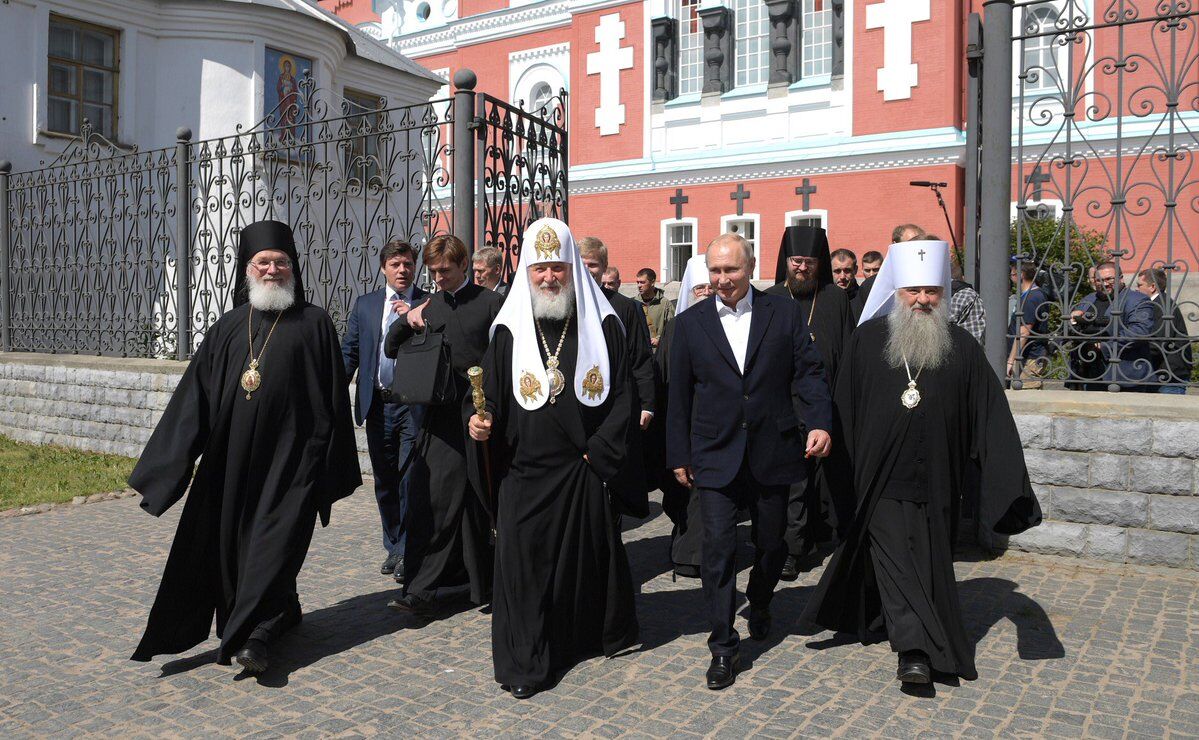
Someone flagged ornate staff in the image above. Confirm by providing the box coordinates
[468,366,497,542]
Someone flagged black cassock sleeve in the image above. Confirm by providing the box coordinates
[316,313,364,526]
[128,326,216,517]
[625,302,659,414]
[968,345,1043,535]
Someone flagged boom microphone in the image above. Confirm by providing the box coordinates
[909,180,948,188]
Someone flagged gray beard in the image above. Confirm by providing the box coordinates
[246,272,296,313]
[531,282,575,320]
[884,301,952,371]
[786,274,817,297]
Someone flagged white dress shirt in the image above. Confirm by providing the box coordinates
[378,285,414,388]
[716,289,753,373]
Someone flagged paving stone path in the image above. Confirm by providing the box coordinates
[2,491,1198,737]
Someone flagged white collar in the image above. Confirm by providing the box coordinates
[386,284,412,301]
[716,289,753,315]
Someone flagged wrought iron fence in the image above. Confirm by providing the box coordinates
[0,69,568,359]
[477,91,569,282]
[979,0,1199,391]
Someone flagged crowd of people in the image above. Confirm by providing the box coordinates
[127,217,1045,700]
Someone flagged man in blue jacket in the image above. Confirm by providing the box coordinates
[1070,261,1155,390]
[341,240,427,580]
[666,233,833,690]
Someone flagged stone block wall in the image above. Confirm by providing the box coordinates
[1003,392,1199,569]
[3,354,1198,569]
[0,353,375,476]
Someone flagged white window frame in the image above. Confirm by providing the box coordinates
[800,0,833,79]
[732,0,769,88]
[720,212,762,279]
[660,217,699,282]
[675,0,703,96]
[783,208,828,229]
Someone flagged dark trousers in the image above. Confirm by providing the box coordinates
[698,463,788,657]
[365,396,422,557]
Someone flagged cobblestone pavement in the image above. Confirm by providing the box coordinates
[2,491,1198,738]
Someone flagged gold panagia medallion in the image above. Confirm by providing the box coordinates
[534,224,561,260]
[519,371,543,403]
[240,359,262,399]
[582,365,604,400]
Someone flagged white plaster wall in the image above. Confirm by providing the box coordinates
[0,0,441,172]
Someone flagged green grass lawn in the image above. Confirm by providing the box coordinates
[0,435,137,511]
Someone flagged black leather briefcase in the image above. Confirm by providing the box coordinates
[390,329,455,406]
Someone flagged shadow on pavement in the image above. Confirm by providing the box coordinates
[162,588,478,687]
[959,577,1065,661]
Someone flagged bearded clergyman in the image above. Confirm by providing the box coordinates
[130,220,362,675]
[765,225,855,579]
[469,218,640,700]
[801,240,1041,687]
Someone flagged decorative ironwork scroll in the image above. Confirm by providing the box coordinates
[477,90,569,282]
[5,121,180,357]
[1008,0,1199,390]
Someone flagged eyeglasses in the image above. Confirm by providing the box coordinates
[250,259,293,271]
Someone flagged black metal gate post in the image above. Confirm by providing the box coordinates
[0,161,10,352]
[963,12,983,289]
[978,0,1014,379]
[452,69,477,256]
[174,128,192,360]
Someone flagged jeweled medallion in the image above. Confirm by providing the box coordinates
[241,359,262,400]
[547,367,566,399]
[901,380,921,409]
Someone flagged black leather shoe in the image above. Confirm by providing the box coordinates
[381,553,402,575]
[510,684,539,700]
[672,564,700,581]
[393,562,409,585]
[387,593,433,615]
[897,650,932,684]
[234,639,270,675]
[706,655,740,690]
[748,607,771,641]
[779,555,799,582]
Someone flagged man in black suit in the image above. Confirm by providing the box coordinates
[666,233,833,690]
[341,240,427,581]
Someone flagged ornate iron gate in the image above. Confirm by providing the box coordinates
[0,69,568,359]
[974,0,1199,390]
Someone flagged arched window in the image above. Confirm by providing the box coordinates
[733,0,769,87]
[1021,6,1062,94]
[527,81,553,115]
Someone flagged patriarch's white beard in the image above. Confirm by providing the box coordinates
[531,282,575,320]
[246,272,296,313]
[884,301,951,370]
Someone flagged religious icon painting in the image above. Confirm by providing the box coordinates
[582,365,604,400]
[264,48,314,155]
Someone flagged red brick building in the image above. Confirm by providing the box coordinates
[319,0,1193,285]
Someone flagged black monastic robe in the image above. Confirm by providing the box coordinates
[601,286,655,518]
[386,282,504,605]
[130,303,362,664]
[801,318,1042,679]
[481,316,639,686]
[652,319,701,571]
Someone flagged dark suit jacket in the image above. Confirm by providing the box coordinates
[665,289,833,490]
[341,285,427,425]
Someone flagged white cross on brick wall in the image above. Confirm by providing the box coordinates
[586,13,634,136]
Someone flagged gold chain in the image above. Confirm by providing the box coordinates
[535,314,571,367]
[242,307,285,399]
